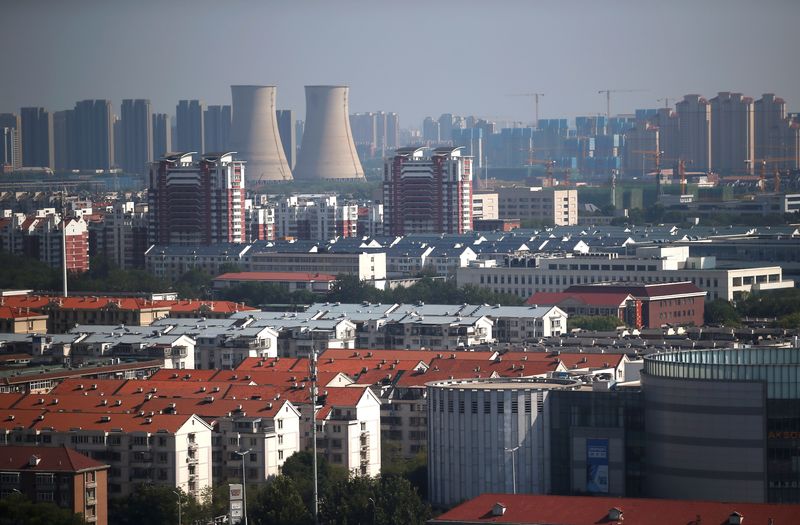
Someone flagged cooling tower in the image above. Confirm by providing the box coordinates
[294,85,365,180]
[229,85,292,184]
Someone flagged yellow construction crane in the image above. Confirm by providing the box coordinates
[598,89,648,119]
[507,93,545,126]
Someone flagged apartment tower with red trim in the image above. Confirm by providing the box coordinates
[148,151,245,245]
[383,146,473,236]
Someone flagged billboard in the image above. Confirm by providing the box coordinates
[229,483,243,524]
[586,438,609,493]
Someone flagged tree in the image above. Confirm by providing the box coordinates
[280,451,348,515]
[108,484,183,525]
[776,312,800,329]
[704,299,741,327]
[249,476,312,525]
[0,493,86,525]
[320,475,431,525]
[568,315,623,331]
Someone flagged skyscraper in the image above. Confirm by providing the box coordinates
[383,146,473,235]
[0,113,22,169]
[152,113,172,159]
[649,108,679,162]
[52,110,72,171]
[176,100,205,153]
[710,92,754,174]
[1,127,17,170]
[422,117,440,143]
[120,99,153,174]
[676,95,711,172]
[204,105,231,152]
[72,100,114,170]
[148,152,245,246]
[276,109,296,168]
[383,112,400,151]
[20,107,54,168]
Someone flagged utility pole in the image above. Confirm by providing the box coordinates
[310,346,319,525]
[61,189,68,297]
[172,490,182,525]
[234,450,251,525]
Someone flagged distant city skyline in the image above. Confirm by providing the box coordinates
[2,0,798,126]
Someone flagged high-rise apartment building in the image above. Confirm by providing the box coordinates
[649,107,679,161]
[676,95,711,172]
[0,113,22,169]
[1,127,17,170]
[20,107,54,168]
[383,146,473,235]
[176,100,205,153]
[753,93,787,161]
[148,152,245,246]
[495,186,578,226]
[276,109,296,169]
[119,99,153,174]
[152,113,172,159]
[710,92,754,174]
[52,110,72,171]
[624,122,659,176]
[422,117,440,143]
[204,105,231,153]
[72,100,115,170]
[381,112,399,151]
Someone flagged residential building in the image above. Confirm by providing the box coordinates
[20,107,54,169]
[710,92,754,174]
[1,127,18,171]
[274,194,358,240]
[648,107,679,161]
[0,409,213,499]
[0,306,49,334]
[0,113,22,169]
[203,105,231,153]
[676,94,711,172]
[527,291,637,326]
[471,192,499,221]
[72,100,114,171]
[176,100,204,154]
[52,110,71,171]
[276,110,296,169]
[119,99,153,175]
[383,147,473,235]
[152,113,171,159]
[495,186,578,226]
[0,445,109,525]
[147,152,245,246]
[0,212,89,273]
[316,387,382,476]
[90,202,149,270]
[422,117,440,143]
[451,128,483,168]
[623,122,658,176]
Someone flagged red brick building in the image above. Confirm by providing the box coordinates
[0,445,109,525]
[564,281,707,328]
[527,291,640,327]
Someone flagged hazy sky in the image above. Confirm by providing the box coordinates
[3,0,799,128]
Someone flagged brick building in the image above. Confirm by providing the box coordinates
[0,445,109,525]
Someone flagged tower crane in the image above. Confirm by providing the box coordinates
[507,93,545,127]
[598,89,648,119]
[746,157,796,192]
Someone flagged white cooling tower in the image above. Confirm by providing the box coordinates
[229,85,293,184]
[294,85,365,180]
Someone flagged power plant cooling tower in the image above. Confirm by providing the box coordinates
[229,85,293,184]
[294,85,365,180]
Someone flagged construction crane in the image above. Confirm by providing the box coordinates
[507,93,545,127]
[598,89,648,119]
[657,97,676,110]
[746,157,796,192]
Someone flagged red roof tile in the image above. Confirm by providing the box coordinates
[113,380,233,398]
[0,445,108,473]
[0,306,48,319]
[11,393,141,413]
[431,493,800,524]
[49,378,129,396]
[526,291,633,307]
[320,349,496,366]
[136,397,287,419]
[0,393,23,409]
[27,408,202,434]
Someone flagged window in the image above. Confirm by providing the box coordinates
[278,450,284,460]
[277,419,283,430]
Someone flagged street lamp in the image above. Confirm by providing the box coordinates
[504,446,520,495]
[172,490,182,525]
[234,450,251,525]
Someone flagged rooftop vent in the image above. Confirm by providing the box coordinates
[729,512,744,525]
[491,503,506,517]
[100,416,111,422]
[608,508,623,521]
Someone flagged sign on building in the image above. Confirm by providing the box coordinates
[586,438,609,493]
[229,483,243,523]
